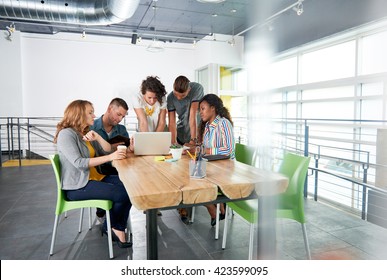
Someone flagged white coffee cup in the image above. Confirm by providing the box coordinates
[117,145,127,152]
[169,147,183,160]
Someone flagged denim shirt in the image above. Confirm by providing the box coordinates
[91,115,129,141]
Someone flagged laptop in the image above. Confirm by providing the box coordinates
[133,132,171,156]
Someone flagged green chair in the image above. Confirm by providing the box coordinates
[235,143,256,166]
[222,152,311,260]
[192,143,255,239]
[49,154,114,259]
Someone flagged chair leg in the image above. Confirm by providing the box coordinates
[88,208,92,230]
[301,223,311,260]
[215,203,220,239]
[221,205,230,249]
[49,215,60,256]
[190,207,195,223]
[126,212,133,243]
[106,210,114,259]
[248,223,254,260]
[78,208,84,233]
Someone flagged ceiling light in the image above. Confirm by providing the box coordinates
[228,37,235,47]
[293,1,304,16]
[196,0,226,3]
[5,22,15,41]
[147,39,165,52]
[147,0,164,52]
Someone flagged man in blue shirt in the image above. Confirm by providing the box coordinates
[91,97,129,158]
[91,98,129,222]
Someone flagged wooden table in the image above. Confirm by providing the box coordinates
[114,154,288,260]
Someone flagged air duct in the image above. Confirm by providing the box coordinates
[0,0,140,26]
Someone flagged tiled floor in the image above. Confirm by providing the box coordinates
[0,163,386,260]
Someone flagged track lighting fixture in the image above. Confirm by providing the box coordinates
[294,0,304,16]
[228,37,235,47]
[5,22,15,41]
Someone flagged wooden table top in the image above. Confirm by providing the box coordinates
[113,154,288,210]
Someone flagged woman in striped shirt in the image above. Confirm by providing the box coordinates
[198,94,236,226]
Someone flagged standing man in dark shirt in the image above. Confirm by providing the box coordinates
[167,75,204,146]
[167,76,205,223]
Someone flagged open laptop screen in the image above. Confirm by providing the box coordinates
[133,132,171,156]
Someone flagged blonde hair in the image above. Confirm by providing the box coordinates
[54,100,93,143]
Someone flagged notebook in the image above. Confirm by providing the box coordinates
[202,154,230,161]
[133,132,171,156]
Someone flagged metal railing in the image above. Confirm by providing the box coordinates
[0,116,138,167]
[247,118,387,227]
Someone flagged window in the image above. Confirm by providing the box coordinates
[300,41,356,83]
[247,22,387,214]
[267,57,297,88]
[361,30,387,75]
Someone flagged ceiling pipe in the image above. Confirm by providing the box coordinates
[0,0,140,26]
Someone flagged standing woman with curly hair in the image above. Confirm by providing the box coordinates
[54,99,132,248]
[131,76,167,132]
[198,94,235,226]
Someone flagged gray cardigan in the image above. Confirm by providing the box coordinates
[56,128,105,190]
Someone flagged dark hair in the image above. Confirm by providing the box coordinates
[109,97,128,111]
[198,94,233,142]
[140,76,167,104]
[173,75,190,93]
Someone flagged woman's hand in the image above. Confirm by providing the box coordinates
[83,130,100,142]
[110,148,127,161]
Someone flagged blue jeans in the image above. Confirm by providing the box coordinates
[65,175,131,231]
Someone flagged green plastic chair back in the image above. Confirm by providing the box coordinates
[50,154,113,215]
[235,143,256,166]
[228,152,310,224]
[276,153,310,223]
[228,143,258,223]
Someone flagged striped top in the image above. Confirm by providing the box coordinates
[202,115,235,158]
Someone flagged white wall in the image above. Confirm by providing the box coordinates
[0,31,23,117]
[0,32,244,118]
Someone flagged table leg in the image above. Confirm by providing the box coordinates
[257,196,277,259]
[146,209,158,260]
